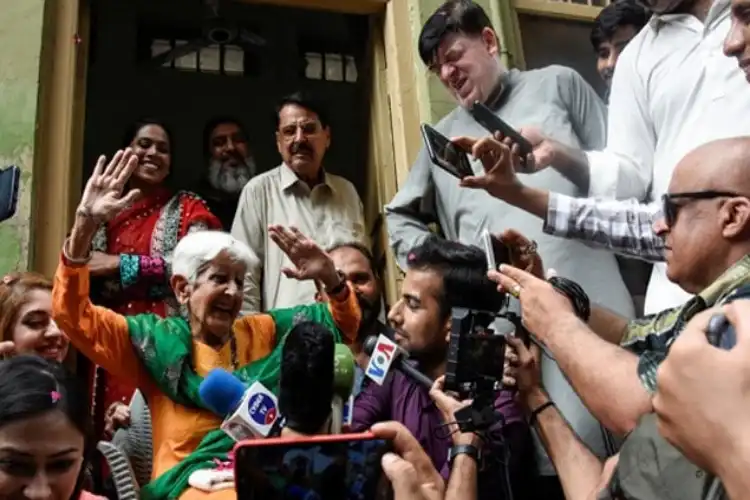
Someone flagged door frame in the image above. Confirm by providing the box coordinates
[32,0,418,305]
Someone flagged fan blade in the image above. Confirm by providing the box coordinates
[238,29,267,47]
[151,39,207,67]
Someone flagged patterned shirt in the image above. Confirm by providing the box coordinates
[619,255,750,393]
[544,193,665,263]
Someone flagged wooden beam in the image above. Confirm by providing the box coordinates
[364,15,401,307]
[239,0,388,15]
[383,0,422,188]
[513,0,604,22]
[32,0,89,279]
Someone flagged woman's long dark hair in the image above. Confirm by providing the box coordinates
[0,355,92,499]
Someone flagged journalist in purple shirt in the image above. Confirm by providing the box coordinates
[352,372,524,478]
[351,236,532,498]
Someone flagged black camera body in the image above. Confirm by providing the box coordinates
[445,307,507,399]
[444,307,526,433]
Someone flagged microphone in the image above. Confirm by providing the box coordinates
[363,334,434,390]
[332,344,356,432]
[279,321,339,435]
[199,369,279,441]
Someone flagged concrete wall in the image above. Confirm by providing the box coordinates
[518,13,605,99]
[0,0,46,274]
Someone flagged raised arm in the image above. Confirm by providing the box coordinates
[456,135,665,264]
[234,224,362,348]
[53,254,149,389]
[543,193,665,262]
[56,150,152,389]
[234,281,361,362]
[384,149,439,269]
[491,266,652,435]
[231,181,264,314]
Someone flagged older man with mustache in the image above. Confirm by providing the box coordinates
[231,92,366,313]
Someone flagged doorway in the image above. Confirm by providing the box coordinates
[33,0,412,306]
[82,0,371,204]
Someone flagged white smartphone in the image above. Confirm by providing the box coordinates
[482,230,496,271]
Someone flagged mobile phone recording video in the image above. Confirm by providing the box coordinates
[234,433,393,500]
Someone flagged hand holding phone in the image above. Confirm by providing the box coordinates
[481,230,510,271]
[421,123,474,179]
[469,101,533,168]
[0,165,21,223]
[235,432,393,500]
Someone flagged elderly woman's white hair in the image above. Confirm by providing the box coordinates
[171,230,258,281]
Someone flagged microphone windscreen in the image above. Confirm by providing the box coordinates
[363,335,378,357]
[199,369,247,417]
[333,344,355,399]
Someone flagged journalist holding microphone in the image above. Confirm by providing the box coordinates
[51,149,361,500]
[351,235,532,499]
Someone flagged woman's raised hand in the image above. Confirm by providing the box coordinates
[77,149,141,223]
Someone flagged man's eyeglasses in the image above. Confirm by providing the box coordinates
[661,190,743,227]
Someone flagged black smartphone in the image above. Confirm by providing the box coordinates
[234,432,393,500]
[420,123,474,179]
[0,166,21,223]
[469,101,533,166]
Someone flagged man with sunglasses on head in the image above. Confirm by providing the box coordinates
[456,131,750,499]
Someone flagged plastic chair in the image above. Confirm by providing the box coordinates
[97,390,154,498]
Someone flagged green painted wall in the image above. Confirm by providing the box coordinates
[0,0,45,274]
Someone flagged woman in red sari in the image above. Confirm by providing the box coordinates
[87,118,221,442]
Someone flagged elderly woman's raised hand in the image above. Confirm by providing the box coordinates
[268,225,341,290]
[77,149,141,223]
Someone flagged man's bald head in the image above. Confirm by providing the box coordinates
[670,137,750,194]
[656,137,750,294]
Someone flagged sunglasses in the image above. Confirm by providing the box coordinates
[661,190,743,227]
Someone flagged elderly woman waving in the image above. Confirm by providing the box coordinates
[53,149,360,500]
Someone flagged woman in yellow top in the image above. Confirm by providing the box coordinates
[52,149,361,500]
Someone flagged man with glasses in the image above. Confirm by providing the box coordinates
[459,133,750,498]
[231,92,366,313]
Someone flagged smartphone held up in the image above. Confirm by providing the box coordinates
[420,123,474,179]
[0,165,20,223]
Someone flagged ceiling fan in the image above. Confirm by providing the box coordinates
[150,0,267,68]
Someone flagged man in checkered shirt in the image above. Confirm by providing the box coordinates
[462,133,750,498]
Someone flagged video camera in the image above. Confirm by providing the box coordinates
[444,305,527,433]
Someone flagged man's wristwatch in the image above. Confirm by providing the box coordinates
[448,443,482,468]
